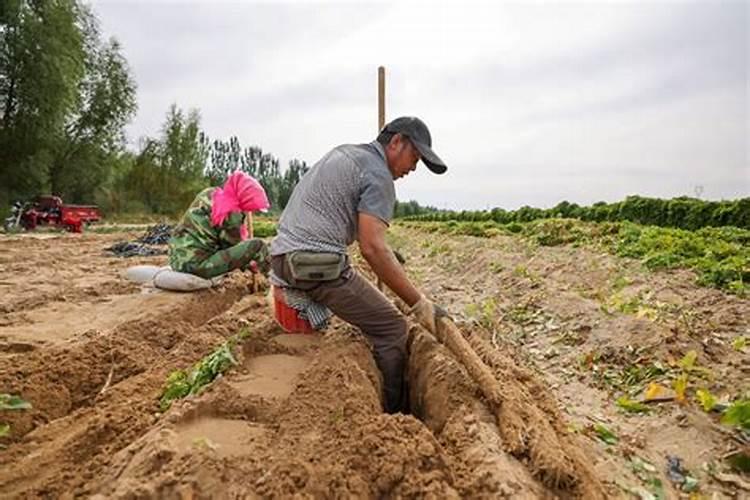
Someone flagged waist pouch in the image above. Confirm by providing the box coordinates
[285,251,346,282]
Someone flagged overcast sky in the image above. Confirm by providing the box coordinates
[92,0,748,210]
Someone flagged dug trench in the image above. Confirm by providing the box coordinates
[0,269,607,498]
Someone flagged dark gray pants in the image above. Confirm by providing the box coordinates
[272,255,408,413]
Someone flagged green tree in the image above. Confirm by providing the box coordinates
[0,0,85,208]
[0,0,135,212]
[277,159,308,209]
[122,104,209,215]
[48,31,137,202]
[207,136,240,185]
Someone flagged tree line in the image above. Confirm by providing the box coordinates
[402,196,750,230]
[0,0,308,218]
[103,104,309,215]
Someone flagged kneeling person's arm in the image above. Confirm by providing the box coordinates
[358,212,421,307]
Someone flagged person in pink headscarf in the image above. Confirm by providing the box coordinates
[168,171,271,279]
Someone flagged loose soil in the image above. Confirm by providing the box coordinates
[0,227,747,498]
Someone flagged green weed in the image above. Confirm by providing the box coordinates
[0,394,32,439]
[593,423,618,445]
[721,399,750,431]
[0,394,32,410]
[616,396,651,414]
[159,329,250,411]
[465,297,498,330]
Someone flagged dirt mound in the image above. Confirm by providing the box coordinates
[409,325,605,498]
[2,229,746,498]
[0,274,601,498]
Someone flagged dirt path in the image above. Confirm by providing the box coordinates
[0,228,746,498]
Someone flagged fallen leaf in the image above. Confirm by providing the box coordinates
[643,382,674,402]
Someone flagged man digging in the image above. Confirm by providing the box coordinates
[270,116,448,414]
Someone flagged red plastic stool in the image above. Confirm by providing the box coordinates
[272,286,314,334]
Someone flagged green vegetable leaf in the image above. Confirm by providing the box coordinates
[158,330,246,411]
[678,351,712,378]
[0,423,9,437]
[695,389,717,412]
[679,351,697,370]
[593,423,618,445]
[647,478,666,500]
[720,399,750,431]
[732,336,747,351]
[617,395,651,414]
[681,475,699,492]
[0,394,32,411]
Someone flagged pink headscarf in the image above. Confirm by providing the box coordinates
[211,171,270,240]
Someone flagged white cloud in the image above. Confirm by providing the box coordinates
[92,0,748,210]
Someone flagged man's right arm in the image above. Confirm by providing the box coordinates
[357,212,421,307]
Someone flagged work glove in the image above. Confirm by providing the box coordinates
[409,295,449,335]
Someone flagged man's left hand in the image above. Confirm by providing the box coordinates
[409,295,450,334]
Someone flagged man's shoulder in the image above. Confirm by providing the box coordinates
[334,142,385,168]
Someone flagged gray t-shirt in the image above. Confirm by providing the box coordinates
[270,141,395,256]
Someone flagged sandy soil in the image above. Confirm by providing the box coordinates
[0,227,747,498]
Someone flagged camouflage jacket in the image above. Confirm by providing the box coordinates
[168,188,247,266]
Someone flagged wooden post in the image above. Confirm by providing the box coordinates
[378,66,385,131]
[377,66,386,292]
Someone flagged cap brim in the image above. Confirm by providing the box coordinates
[412,141,447,174]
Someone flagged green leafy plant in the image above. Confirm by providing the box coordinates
[625,456,665,499]
[695,389,717,412]
[672,373,689,403]
[0,394,32,440]
[465,297,498,330]
[403,216,750,295]
[0,394,32,411]
[616,395,651,414]
[593,423,618,445]
[732,336,747,352]
[720,399,750,431]
[159,330,249,411]
[678,350,712,379]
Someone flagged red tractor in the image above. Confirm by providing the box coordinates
[3,195,102,233]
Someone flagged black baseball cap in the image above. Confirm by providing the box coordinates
[381,116,447,174]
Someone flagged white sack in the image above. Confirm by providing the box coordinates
[123,265,162,284]
[124,265,223,292]
[153,268,223,292]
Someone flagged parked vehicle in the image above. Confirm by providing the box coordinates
[3,195,102,233]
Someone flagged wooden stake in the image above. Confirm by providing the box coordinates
[377,66,386,292]
[378,66,385,131]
